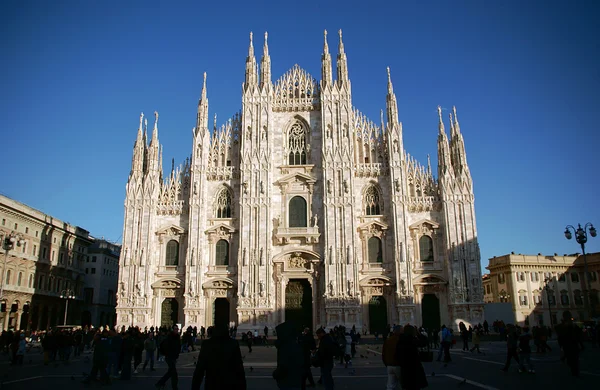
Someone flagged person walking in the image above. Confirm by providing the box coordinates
[382,325,403,390]
[273,321,304,390]
[191,324,246,390]
[439,325,452,363]
[556,311,583,377]
[397,325,428,390]
[501,325,520,373]
[518,327,534,373]
[315,328,335,390]
[143,332,157,371]
[470,329,483,354]
[155,325,181,390]
[459,322,469,351]
[298,327,316,390]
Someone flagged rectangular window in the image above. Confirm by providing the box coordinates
[92,256,96,263]
[84,288,93,304]
[22,242,27,253]
[591,272,598,282]
[559,274,566,282]
[25,227,29,234]
[53,237,56,244]
[35,231,38,237]
[85,268,89,274]
[14,223,18,230]
[571,272,580,283]
[91,268,96,274]
[42,247,47,259]
[51,250,55,261]
[59,253,64,264]
[33,245,37,256]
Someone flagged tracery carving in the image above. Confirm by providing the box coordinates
[273,65,320,111]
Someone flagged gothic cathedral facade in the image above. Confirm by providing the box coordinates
[116,31,484,332]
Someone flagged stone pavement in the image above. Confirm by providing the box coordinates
[0,339,598,389]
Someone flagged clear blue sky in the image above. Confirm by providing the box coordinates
[2,0,599,272]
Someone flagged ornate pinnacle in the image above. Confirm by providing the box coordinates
[324,29,329,52]
[154,111,159,127]
[263,31,269,56]
[437,106,443,123]
[387,67,394,94]
[139,112,144,129]
[338,29,344,53]
[213,113,217,131]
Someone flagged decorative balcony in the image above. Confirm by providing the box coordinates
[274,226,320,245]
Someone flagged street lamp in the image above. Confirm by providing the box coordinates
[0,231,26,300]
[498,290,510,303]
[60,289,75,326]
[565,223,597,320]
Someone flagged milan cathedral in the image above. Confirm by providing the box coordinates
[116,30,484,332]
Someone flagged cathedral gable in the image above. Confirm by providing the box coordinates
[273,64,320,112]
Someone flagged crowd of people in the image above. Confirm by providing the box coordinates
[1,312,597,389]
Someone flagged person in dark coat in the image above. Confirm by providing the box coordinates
[396,325,428,390]
[156,325,181,390]
[315,328,335,390]
[82,330,110,385]
[120,330,135,380]
[298,328,316,390]
[273,321,304,390]
[191,324,246,390]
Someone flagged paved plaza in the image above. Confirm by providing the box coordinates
[0,339,598,389]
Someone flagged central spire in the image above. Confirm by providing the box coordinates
[197,72,209,133]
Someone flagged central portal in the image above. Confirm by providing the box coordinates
[368,296,388,334]
[285,279,312,331]
[213,298,230,326]
[421,294,441,331]
[161,298,179,328]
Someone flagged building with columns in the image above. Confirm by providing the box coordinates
[116,30,484,332]
[0,194,92,331]
[485,252,600,326]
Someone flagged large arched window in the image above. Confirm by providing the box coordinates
[419,236,434,262]
[289,196,307,227]
[288,122,307,165]
[365,186,382,215]
[560,290,570,305]
[215,240,229,266]
[165,240,179,266]
[368,237,383,263]
[216,189,232,218]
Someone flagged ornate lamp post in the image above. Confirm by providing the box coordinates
[0,231,26,300]
[544,278,555,328]
[564,223,597,320]
[498,290,510,303]
[60,289,75,325]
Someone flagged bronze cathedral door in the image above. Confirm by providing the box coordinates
[285,279,312,331]
[161,298,179,328]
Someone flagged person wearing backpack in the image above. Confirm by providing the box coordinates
[440,325,452,363]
